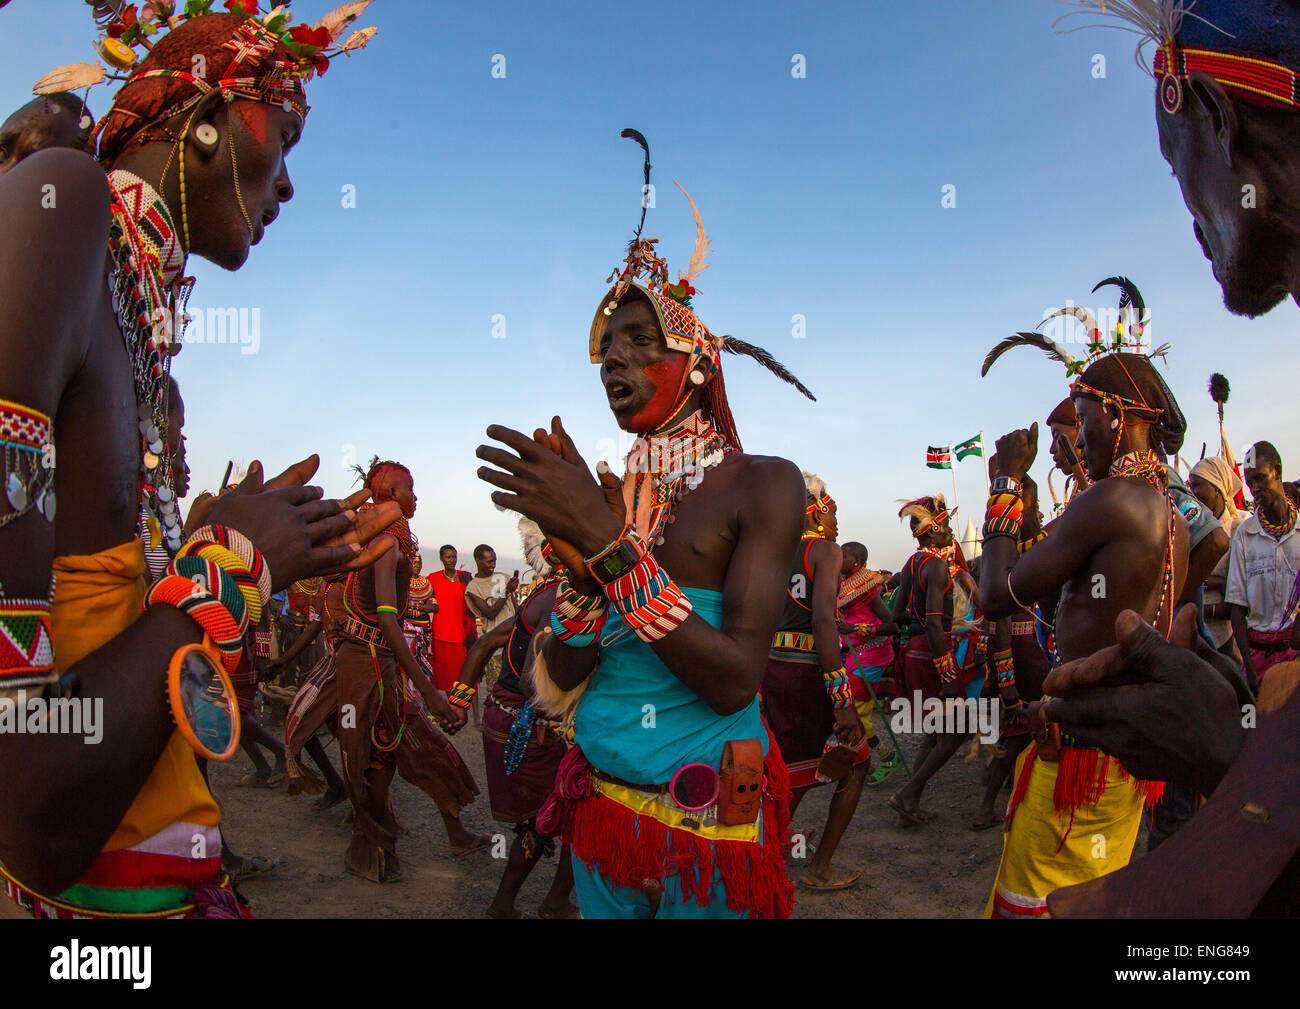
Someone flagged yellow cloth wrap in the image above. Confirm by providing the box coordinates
[51,539,220,851]
[853,696,875,727]
[983,747,1143,919]
[592,779,761,845]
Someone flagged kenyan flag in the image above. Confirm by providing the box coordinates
[926,446,954,470]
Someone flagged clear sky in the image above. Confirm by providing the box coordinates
[2,1,1294,573]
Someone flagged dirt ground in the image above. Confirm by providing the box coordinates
[214,695,1152,919]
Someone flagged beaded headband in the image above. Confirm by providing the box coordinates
[1054,2,1299,114]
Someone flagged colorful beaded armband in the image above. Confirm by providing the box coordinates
[178,525,272,617]
[823,666,854,710]
[994,647,1015,689]
[603,543,693,644]
[1,398,56,529]
[0,595,56,693]
[448,681,476,711]
[983,491,1024,541]
[144,563,249,672]
[551,574,609,647]
[933,651,957,684]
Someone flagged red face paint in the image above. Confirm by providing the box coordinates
[235,101,270,147]
[627,355,689,431]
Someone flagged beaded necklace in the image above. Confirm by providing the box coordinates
[1257,498,1298,541]
[1109,449,1177,638]
[625,409,733,546]
[105,171,193,555]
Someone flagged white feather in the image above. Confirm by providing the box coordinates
[314,1,375,41]
[33,63,106,95]
[673,181,712,287]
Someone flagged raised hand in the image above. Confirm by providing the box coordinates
[994,423,1038,480]
[196,455,402,592]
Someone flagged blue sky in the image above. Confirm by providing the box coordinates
[2,1,1294,572]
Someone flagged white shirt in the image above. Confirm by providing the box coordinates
[1224,515,1300,633]
[466,572,516,635]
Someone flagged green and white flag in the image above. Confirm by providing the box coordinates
[955,433,984,461]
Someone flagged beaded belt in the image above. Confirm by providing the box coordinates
[341,616,386,649]
[1010,620,1035,637]
[772,630,816,653]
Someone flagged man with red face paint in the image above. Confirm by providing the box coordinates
[0,9,392,918]
[477,131,816,918]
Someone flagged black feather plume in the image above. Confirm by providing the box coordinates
[721,337,816,402]
[620,128,651,242]
[1092,275,1147,322]
[981,332,1076,377]
[1209,373,1230,405]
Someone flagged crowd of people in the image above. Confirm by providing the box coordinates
[0,1,1297,920]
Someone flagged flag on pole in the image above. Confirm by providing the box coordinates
[955,433,984,461]
[926,446,954,470]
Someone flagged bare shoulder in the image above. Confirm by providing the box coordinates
[730,453,804,502]
[0,147,111,250]
[0,149,113,410]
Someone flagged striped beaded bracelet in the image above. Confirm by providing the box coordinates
[448,681,476,710]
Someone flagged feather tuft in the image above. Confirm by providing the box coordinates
[673,181,712,286]
[981,331,1077,377]
[620,128,652,242]
[1208,372,1230,404]
[803,471,826,498]
[314,2,375,42]
[1052,1,1231,74]
[1092,275,1148,323]
[721,336,816,401]
[33,62,106,94]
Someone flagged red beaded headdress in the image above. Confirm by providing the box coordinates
[589,129,816,450]
[32,3,378,162]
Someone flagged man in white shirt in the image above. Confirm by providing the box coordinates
[1226,442,1300,689]
[465,545,519,688]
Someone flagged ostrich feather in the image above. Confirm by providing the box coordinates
[721,337,816,402]
[33,62,106,94]
[314,2,375,41]
[1043,305,1101,344]
[620,128,651,242]
[673,181,712,286]
[981,331,1077,377]
[1092,275,1149,323]
[803,471,826,498]
[1208,372,1230,405]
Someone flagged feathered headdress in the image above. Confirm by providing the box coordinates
[33,3,379,160]
[803,471,834,514]
[589,129,815,450]
[518,517,554,579]
[898,495,951,539]
[1053,2,1300,115]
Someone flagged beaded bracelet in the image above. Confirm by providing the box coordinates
[448,681,476,711]
[376,605,400,618]
[933,651,957,684]
[994,647,1015,688]
[604,548,693,643]
[551,574,609,646]
[144,572,247,671]
[983,491,1024,541]
[823,666,854,709]
[180,525,272,613]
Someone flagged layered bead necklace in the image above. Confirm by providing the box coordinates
[625,409,732,546]
[1110,449,1176,637]
[1257,498,1297,540]
[105,170,193,555]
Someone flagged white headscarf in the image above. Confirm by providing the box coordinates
[1190,456,1243,526]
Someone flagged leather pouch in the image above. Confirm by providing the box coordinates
[718,739,763,826]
